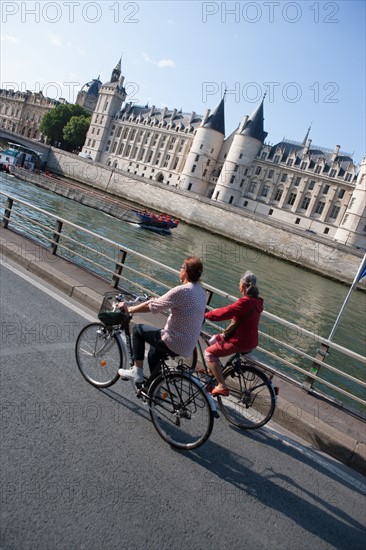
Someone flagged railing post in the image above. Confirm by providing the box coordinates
[51,220,63,255]
[205,290,214,307]
[112,249,127,288]
[302,342,330,391]
[3,197,13,228]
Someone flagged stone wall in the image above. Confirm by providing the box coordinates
[22,147,366,286]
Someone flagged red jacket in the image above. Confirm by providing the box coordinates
[204,296,264,352]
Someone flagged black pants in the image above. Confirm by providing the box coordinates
[133,323,177,374]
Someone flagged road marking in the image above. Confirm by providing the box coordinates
[265,423,366,491]
[0,260,96,323]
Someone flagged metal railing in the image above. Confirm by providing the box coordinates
[1,190,365,417]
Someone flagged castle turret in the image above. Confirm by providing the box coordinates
[212,98,267,204]
[82,59,126,162]
[334,157,366,249]
[179,97,225,194]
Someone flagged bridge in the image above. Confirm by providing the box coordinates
[1,189,365,474]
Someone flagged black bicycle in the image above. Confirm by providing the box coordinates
[75,291,216,450]
[191,331,278,429]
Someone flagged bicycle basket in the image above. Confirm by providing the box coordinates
[98,292,129,327]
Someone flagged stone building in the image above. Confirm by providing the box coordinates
[81,60,365,249]
[0,89,65,140]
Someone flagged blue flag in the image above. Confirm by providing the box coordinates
[356,257,366,283]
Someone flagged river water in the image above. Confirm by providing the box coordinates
[1,172,365,410]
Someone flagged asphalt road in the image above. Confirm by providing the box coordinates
[1,262,365,550]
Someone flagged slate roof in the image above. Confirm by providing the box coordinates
[203,97,225,135]
[80,78,102,97]
[241,100,267,143]
[118,103,204,130]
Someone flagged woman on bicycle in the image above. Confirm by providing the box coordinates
[118,256,207,383]
[204,271,263,396]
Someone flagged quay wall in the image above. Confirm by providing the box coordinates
[7,146,366,287]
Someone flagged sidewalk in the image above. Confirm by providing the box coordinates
[1,225,365,475]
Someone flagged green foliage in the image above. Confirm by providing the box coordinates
[39,104,90,146]
[63,115,91,149]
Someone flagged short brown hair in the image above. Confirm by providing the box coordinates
[183,256,203,282]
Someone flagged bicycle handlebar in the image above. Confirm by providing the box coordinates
[115,293,149,308]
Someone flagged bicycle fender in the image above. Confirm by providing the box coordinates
[190,374,218,414]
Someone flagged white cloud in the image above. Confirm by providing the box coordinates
[157,59,176,68]
[1,35,19,43]
[47,31,62,47]
[142,52,175,69]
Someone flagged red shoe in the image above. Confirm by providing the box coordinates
[210,387,229,397]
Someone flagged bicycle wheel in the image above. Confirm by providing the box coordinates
[149,372,213,450]
[75,323,122,387]
[218,363,276,429]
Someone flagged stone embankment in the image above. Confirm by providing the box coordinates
[6,148,366,288]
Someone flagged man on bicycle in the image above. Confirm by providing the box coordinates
[118,256,206,383]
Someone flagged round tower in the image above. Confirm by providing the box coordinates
[213,99,267,204]
[334,156,366,249]
[179,98,225,195]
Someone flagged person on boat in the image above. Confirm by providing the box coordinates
[117,256,206,383]
[203,271,264,396]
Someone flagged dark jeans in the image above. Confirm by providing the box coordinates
[133,323,177,374]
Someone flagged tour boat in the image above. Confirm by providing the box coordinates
[124,209,179,235]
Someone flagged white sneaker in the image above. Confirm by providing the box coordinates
[118,366,144,383]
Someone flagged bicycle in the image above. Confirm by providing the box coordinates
[75,290,216,450]
[191,329,278,429]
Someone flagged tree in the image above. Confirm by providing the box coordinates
[39,104,89,147]
[63,115,91,150]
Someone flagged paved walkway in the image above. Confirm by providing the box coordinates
[1,225,365,475]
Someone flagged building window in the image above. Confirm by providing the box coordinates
[243,201,248,207]
[268,209,273,215]
[287,159,293,167]
[300,162,307,170]
[195,154,199,162]
[173,157,179,170]
[274,155,280,163]
[295,218,301,224]
[315,201,325,214]
[268,169,274,178]
[200,144,203,149]
[230,175,235,184]
[248,181,256,193]
[338,189,345,199]
[294,177,301,186]
[203,169,207,177]
[240,179,244,187]
[315,165,322,174]
[260,184,270,197]
[324,227,330,234]
[261,152,267,160]
[329,169,337,177]
[191,164,196,173]
[188,183,192,190]
[281,173,287,182]
[308,180,315,190]
[274,189,283,201]
[229,196,234,204]
[239,153,243,159]
[301,196,311,210]
[234,165,239,172]
[287,192,297,206]
[147,151,153,163]
[329,205,340,220]
[345,173,352,182]
[255,166,262,175]
[323,184,330,194]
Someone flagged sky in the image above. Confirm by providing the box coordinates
[1,0,365,164]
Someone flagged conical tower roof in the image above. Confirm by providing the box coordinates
[203,97,225,135]
[241,98,267,142]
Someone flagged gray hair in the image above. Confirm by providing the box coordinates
[240,271,259,297]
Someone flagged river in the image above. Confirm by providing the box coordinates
[1,172,365,410]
